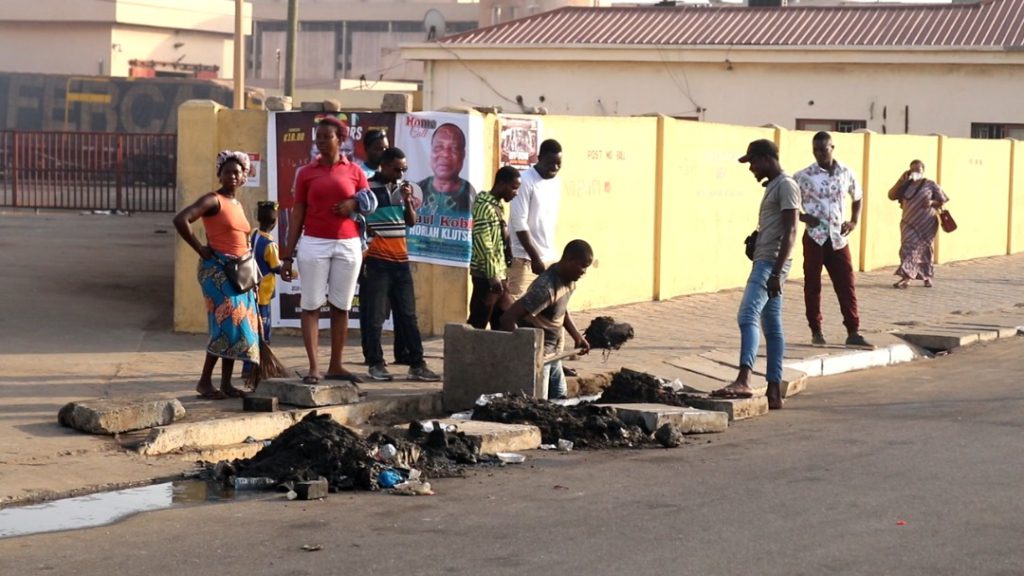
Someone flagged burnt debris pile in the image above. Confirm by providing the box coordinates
[230,411,484,491]
[471,392,646,448]
[599,368,688,407]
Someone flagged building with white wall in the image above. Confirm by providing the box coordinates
[403,0,1024,138]
[0,0,251,79]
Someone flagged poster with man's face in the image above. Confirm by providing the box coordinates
[394,112,484,267]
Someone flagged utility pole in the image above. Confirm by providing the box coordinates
[285,0,298,98]
[233,0,245,109]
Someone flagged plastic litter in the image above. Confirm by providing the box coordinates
[391,480,433,496]
[557,439,574,452]
[495,452,526,464]
[475,393,504,406]
[377,443,398,462]
[449,410,474,420]
[377,469,404,489]
[233,476,277,490]
[419,421,457,433]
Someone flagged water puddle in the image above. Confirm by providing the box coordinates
[0,480,264,539]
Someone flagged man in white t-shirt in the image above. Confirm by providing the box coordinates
[507,139,563,301]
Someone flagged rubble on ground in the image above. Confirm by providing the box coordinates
[225,411,485,492]
[598,368,689,407]
[471,392,647,448]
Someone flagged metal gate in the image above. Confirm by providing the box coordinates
[0,131,176,212]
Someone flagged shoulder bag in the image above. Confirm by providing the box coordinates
[744,230,759,261]
[218,234,260,293]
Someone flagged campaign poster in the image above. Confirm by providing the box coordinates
[267,111,396,329]
[498,116,540,171]
[394,112,485,267]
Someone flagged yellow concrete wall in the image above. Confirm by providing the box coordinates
[175,105,1023,333]
[173,103,269,333]
[935,136,1012,263]
[1009,140,1024,254]
[860,134,940,271]
[658,120,776,298]
[540,115,660,310]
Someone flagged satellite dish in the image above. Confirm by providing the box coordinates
[424,9,447,41]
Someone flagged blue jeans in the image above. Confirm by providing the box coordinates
[544,359,567,399]
[738,259,791,384]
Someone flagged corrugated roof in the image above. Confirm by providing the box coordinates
[439,0,1024,48]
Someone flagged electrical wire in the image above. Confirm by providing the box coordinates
[434,42,521,106]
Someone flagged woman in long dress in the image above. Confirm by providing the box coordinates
[888,159,949,288]
[173,151,260,399]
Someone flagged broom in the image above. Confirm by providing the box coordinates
[245,306,289,390]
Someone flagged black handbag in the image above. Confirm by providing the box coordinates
[744,230,759,261]
[217,232,260,293]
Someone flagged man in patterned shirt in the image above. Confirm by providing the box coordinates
[468,166,521,329]
[793,132,872,349]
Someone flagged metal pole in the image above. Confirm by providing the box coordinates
[285,0,298,98]
[234,0,245,109]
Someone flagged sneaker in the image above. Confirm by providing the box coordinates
[811,331,827,346]
[845,333,875,349]
[368,363,394,382]
[409,364,441,382]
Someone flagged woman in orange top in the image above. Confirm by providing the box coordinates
[173,151,260,400]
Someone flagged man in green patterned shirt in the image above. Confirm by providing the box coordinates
[468,166,521,329]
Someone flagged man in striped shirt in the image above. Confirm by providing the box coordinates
[360,147,440,382]
[469,166,521,329]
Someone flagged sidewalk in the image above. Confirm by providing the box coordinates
[2,209,1023,505]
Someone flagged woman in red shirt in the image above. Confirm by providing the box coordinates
[173,151,260,399]
[280,117,370,385]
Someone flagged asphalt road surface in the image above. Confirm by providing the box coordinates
[2,338,1023,576]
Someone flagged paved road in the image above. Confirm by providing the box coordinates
[3,338,1021,576]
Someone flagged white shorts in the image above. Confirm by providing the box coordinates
[296,236,363,312]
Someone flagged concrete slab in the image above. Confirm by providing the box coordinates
[139,392,442,456]
[665,355,738,382]
[698,350,807,383]
[820,348,892,377]
[784,357,824,378]
[941,322,1019,339]
[597,403,728,434]
[697,350,808,397]
[888,343,923,365]
[680,394,769,421]
[58,397,185,435]
[442,324,545,411]
[435,419,542,454]
[254,379,361,408]
[893,330,980,351]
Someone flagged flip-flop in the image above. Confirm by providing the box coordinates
[324,373,364,385]
[196,389,228,400]
[709,386,754,399]
[301,375,321,385]
[221,387,248,398]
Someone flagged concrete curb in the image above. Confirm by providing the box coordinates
[139,392,442,456]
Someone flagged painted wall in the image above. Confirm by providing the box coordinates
[859,134,940,271]
[0,23,111,76]
[1011,141,1024,255]
[174,104,1022,334]
[934,137,1012,264]
[659,121,776,299]
[425,60,1024,139]
[111,26,236,78]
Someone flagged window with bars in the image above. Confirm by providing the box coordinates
[971,123,1024,140]
[796,119,867,133]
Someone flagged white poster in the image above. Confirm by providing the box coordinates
[394,112,485,267]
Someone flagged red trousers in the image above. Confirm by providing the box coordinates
[803,232,860,334]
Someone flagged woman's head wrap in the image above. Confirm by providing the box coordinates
[216,150,251,175]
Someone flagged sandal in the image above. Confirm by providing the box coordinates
[893,279,909,289]
[196,388,228,400]
[325,372,364,385]
[301,374,321,385]
[709,386,754,399]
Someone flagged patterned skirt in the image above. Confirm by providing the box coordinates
[198,256,261,362]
